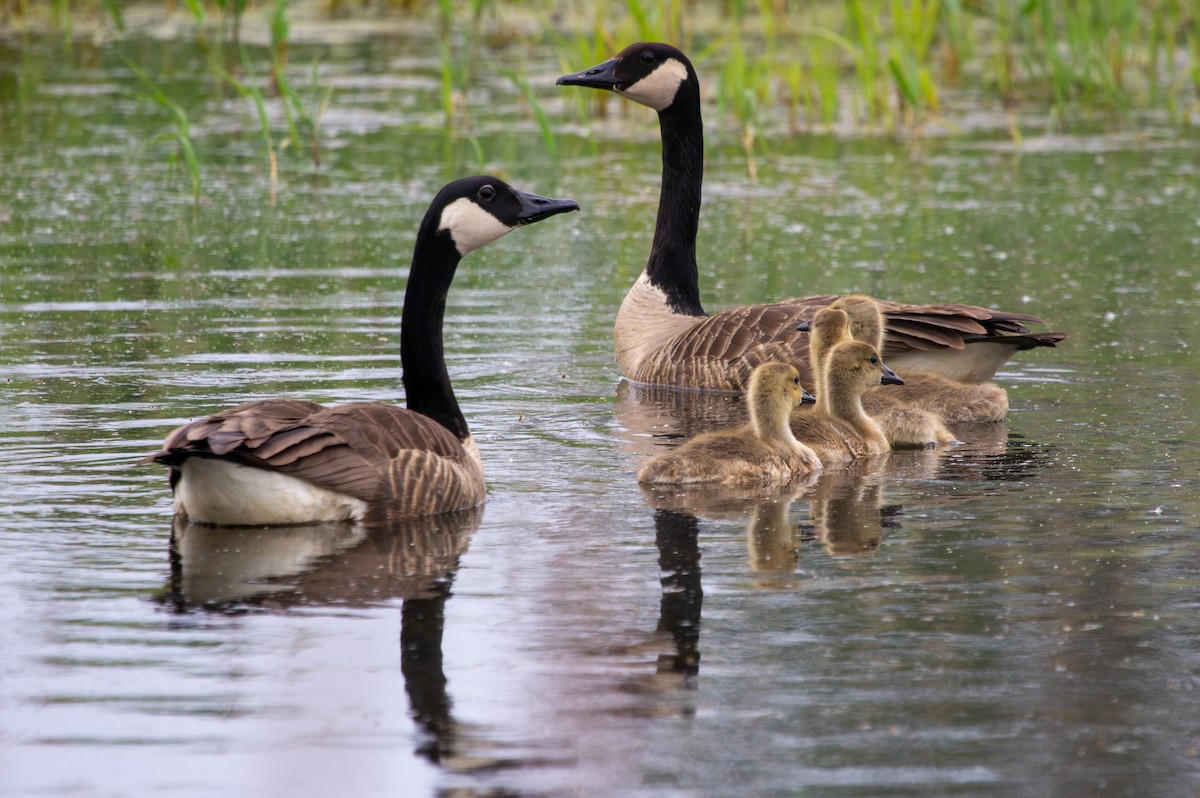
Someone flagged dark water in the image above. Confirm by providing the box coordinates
[2,29,1199,798]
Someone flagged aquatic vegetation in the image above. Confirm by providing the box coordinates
[124,60,203,203]
[269,0,332,169]
[498,66,559,160]
[222,48,279,200]
[15,0,1200,138]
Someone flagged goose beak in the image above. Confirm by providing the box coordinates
[879,363,904,386]
[557,57,621,91]
[515,191,580,225]
[800,386,817,405]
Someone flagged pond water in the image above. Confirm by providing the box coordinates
[2,28,1199,798]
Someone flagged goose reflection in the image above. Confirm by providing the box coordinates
[652,508,703,680]
[159,507,480,767]
[743,498,804,576]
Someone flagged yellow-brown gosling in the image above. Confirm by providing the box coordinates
[637,362,821,486]
[829,295,1009,424]
[809,305,960,448]
[789,340,902,463]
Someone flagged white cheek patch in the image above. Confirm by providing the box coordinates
[438,197,514,255]
[619,58,688,111]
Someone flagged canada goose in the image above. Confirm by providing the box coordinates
[828,295,1009,424]
[142,176,579,525]
[788,340,902,462]
[558,42,1065,392]
[637,362,821,485]
[808,304,959,448]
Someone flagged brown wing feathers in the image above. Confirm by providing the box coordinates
[144,400,476,507]
[787,294,1062,354]
[636,304,818,390]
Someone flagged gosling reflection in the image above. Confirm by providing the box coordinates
[805,464,898,556]
[159,507,481,767]
[743,498,803,575]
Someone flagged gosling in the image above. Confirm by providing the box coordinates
[637,362,821,486]
[831,294,1008,424]
[811,304,959,449]
[790,340,903,463]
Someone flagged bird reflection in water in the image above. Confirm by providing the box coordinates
[802,462,899,557]
[158,506,480,768]
[652,508,704,680]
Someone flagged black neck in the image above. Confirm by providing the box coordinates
[645,83,705,317]
[401,224,469,440]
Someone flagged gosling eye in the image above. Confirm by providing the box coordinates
[869,355,879,365]
[792,376,801,386]
[478,185,496,201]
[640,50,655,65]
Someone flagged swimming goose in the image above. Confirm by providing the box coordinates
[142,176,579,525]
[809,304,959,448]
[829,295,1009,424]
[789,340,902,462]
[558,42,1065,393]
[637,362,821,486]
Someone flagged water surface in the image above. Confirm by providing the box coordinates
[1,31,1199,798]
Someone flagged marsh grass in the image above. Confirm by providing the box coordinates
[124,59,203,203]
[223,48,279,201]
[269,0,332,168]
[535,0,1198,136]
[497,65,559,159]
[26,0,1200,138]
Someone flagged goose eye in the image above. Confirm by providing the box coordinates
[640,50,655,64]
[478,185,496,201]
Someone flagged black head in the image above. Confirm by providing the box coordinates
[426,176,580,256]
[557,42,697,113]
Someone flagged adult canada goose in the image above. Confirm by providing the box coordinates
[142,176,579,525]
[808,305,959,448]
[637,362,821,486]
[789,340,902,462]
[828,295,1009,424]
[558,42,1065,393]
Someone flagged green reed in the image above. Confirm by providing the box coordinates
[223,48,279,200]
[270,0,331,168]
[29,0,1200,138]
[498,65,559,160]
[124,60,202,203]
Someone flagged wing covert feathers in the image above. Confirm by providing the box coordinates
[143,400,485,516]
[622,294,1064,391]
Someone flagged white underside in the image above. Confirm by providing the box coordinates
[174,458,368,526]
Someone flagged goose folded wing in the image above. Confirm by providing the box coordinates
[144,400,469,502]
[784,295,1064,355]
[646,303,819,389]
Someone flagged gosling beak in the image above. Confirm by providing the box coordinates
[557,57,621,91]
[795,319,812,332]
[879,363,904,386]
[515,190,580,225]
[800,386,816,405]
